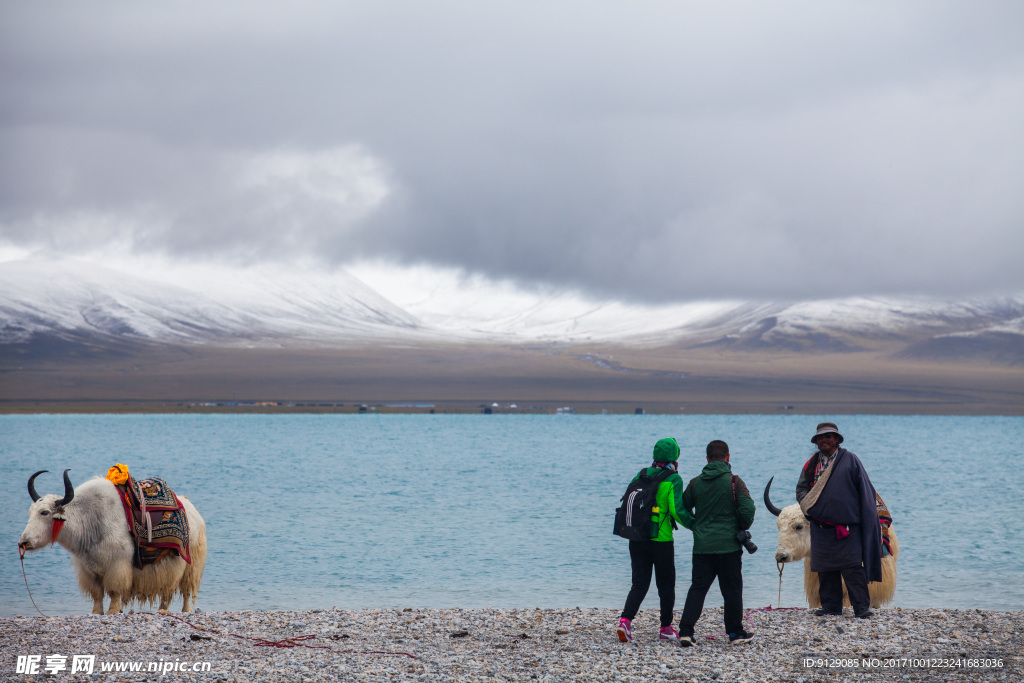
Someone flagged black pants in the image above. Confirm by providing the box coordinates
[621,540,675,627]
[678,551,744,637]
[818,564,871,613]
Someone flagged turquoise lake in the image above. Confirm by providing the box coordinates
[2,414,1021,617]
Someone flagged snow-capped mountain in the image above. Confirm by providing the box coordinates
[0,259,419,346]
[1,258,1021,361]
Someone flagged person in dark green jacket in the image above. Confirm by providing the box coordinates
[677,440,756,646]
[617,437,694,644]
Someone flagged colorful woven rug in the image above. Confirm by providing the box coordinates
[876,492,894,556]
[115,475,192,568]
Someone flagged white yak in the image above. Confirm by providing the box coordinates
[764,477,898,609]
[18,469,207,614]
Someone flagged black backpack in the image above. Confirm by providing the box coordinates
[613,468,676,541]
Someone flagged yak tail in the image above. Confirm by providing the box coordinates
[179,519,206,611]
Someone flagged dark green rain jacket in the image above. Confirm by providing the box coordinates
[681,461,756,553]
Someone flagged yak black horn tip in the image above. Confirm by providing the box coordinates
[28,470,49,502]
[57,469,75,507]
[763,476,784,517]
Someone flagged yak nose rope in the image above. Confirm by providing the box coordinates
[777,560,785,608]
[19,545,48,617]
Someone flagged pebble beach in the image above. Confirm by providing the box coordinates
[3,606,1021,682]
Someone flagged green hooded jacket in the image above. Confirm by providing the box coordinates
[628,467,695,541]
[681,461,756,553]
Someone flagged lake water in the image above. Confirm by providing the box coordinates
[2,414,1021,617]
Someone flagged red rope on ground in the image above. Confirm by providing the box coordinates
[746,605,805,617]
[144,612,417,659]
[229,633,331,649]
[701,604,806,641]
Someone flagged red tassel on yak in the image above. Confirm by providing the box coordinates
[51,519,64,546]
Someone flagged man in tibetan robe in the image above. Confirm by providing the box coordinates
[795,421,882,619]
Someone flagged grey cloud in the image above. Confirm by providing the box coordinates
[1,1,1022,301]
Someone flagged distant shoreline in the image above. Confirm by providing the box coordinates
[2,399,1022,416]
[4,607,1020,681]
[5,338,1022,416]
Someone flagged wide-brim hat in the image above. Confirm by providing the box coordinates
[811,422,844,444]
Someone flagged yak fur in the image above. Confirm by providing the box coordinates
[772,501,898,608]
[19,476,206,614]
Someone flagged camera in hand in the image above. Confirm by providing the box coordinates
[736,530,757,554]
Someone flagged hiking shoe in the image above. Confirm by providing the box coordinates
[855,609,873,619]
[678,634,697,647]
[616,618,633,643]
[659,625,679,641]
[728,630,755,644]
[814,608,842,617]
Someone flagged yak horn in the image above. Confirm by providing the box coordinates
[28,470,48,502]
[56,469,75,507]
[763,476,784,517]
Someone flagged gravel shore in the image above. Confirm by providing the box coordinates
[3,607,1021,682]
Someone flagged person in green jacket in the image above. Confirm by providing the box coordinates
[616,437,694,644]
[677,439,756,646]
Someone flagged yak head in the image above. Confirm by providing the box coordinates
[763,476,811,564]
[18,470,75,552]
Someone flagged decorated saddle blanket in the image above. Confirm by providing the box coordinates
[106,465,191,568]
[876,492,894,557]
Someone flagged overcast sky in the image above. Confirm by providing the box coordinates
[1,1,1021,303]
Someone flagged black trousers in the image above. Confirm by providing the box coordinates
[818,564,871,613]
[678,551,744,637]
[621,540,675,627]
